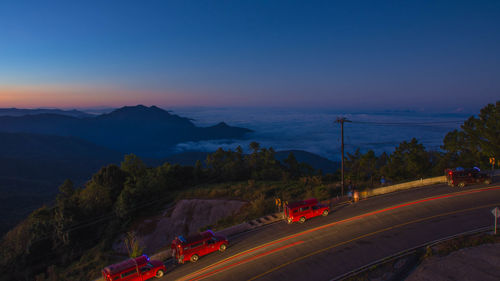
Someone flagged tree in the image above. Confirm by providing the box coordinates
[57,180,74,199]
[114,181,139,220]
[90,165,128,200]
[442,101,500,168]
[358,150,378,187]
[124,231,144,258]
[382,138,431,181]
[194,160,204,182]
[54,180,77,249]
[120,154,146,179]
[345,148,362,184]
[256,147,282,180]
[249,141,260,153]
[284,152,300,179]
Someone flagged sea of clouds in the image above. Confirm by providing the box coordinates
[170,107,468,161]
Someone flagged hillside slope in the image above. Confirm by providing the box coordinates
[0,132,124,235]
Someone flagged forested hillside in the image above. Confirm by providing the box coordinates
[0,105,252,235]
[0,133,124,235]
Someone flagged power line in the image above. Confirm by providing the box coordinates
[10,193,175,248]
[350,120,464,126]
[336,117,351,197]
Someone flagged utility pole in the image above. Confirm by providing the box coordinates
[336,117,351,197]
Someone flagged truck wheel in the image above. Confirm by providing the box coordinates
[219,244,227,252]
[190,254,199,262]
[322,210,329,216]
[287,218,293,224]
[155,270,164,278]
[299,217,306,223]
[484,179,491,185]
[458,182,465,188]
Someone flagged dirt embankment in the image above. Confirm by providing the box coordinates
[113,199,246,254]
[406,243,500,281]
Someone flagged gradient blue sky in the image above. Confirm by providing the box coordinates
[0,0,499,110]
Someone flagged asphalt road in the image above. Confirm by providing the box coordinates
[160,183,500,281]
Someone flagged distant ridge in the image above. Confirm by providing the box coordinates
[0,108,94,118]
[96,105,193,125]
[0,105,253,158]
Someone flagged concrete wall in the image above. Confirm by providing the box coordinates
[360,176,446,198]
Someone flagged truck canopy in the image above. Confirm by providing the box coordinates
[173,230,215,246]
[286,198,319,209]
[103,255,149,276]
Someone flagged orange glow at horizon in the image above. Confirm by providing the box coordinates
[0,84,222,108]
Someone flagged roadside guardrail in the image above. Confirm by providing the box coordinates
[330,226,492,281]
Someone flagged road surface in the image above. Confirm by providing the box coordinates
[160,183,500,281]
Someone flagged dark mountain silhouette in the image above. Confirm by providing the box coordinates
[0,105,253,158]
[0,132,123,163]
[0,106,251,234]
[0,132,125,235]
[0,108,94,118]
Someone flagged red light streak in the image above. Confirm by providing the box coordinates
[183,186,500,280]
[189,241,305,281]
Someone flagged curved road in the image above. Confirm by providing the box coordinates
[160,183,500,281]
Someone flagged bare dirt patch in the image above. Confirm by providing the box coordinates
[113,199,246,254]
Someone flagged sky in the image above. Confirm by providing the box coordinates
[0,0,499,111]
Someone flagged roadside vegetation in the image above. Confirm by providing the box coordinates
[343,101,499,189]
[0,101,498,281]
[432,232,499,256]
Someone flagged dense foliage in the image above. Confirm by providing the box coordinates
[344,138,439,187]
[0,144,319,281]
[343,101,499,188]
[441,101,500,168]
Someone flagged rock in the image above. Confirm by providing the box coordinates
[113,199,246,255]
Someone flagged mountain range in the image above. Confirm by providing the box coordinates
[0,108,94,118]
[0,105,341,236]
[0,105,253,158]
[0,105,254,235]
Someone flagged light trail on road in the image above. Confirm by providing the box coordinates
[247,202,500,281]
[190,241,305,281]
[176,185,500,281]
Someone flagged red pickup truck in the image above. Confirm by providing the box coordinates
[284,198,329,224]
[171,230,229,264]
[445,168,492,187]
[102,255,166,281]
